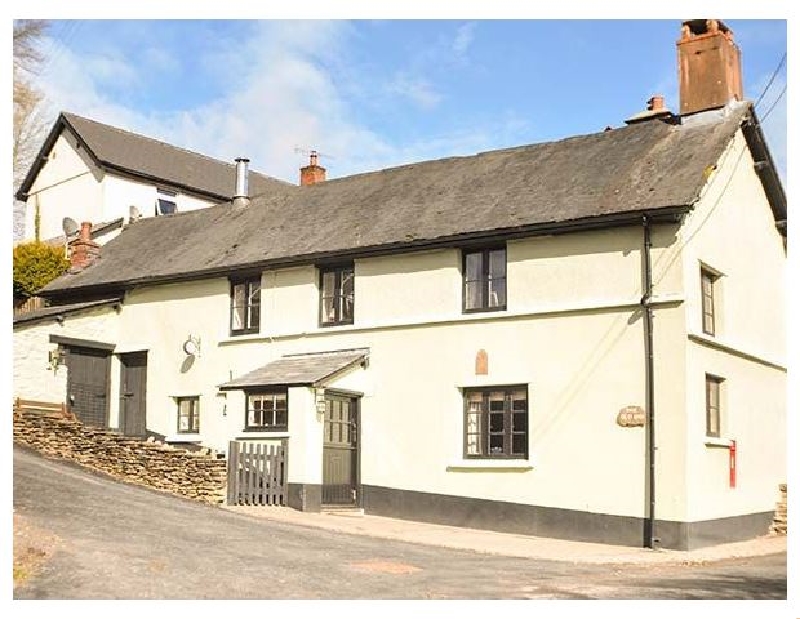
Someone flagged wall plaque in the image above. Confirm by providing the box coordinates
[617,405,645,427]
[475,349,488,375]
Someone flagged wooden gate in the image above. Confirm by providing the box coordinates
[227,440,287,506]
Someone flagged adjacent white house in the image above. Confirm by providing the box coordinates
[14,112,291,244]
[12,20,786,550]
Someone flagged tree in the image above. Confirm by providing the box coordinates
[13,20,49,241]
[13,241,70,298]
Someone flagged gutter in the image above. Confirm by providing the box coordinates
[40,205,690,301]
[740,111,787,236]
[641,215,658,549]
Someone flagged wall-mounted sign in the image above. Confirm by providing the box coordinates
[617,405,645,427]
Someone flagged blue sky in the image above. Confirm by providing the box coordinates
[31,19,787,184]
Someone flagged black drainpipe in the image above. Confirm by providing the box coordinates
[641,215,658,549]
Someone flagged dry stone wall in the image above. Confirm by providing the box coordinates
[770,484,787,535]
[13,406,227,504]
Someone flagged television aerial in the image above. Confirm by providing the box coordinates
[62,217,78,237]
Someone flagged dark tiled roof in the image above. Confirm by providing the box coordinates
[62,113,293,198]
[13,297,122,326]
[43,103,754,296]
[218,349,369,389]
[16,112,292,201]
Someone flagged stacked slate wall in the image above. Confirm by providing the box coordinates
[13,404,227,504]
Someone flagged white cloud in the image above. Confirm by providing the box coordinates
[387,73,442,110]
[30,21,524,188]
[452,22,476,57]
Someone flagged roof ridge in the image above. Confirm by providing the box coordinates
[311,123,649,187]
[61,111,289,185]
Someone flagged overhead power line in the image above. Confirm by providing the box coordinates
[754,52,786,109]
[761,85,787,122]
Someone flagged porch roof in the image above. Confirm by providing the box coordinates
[217,349,369,390]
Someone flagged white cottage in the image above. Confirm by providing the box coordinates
[13,20,786,550]
[14,111,290,244]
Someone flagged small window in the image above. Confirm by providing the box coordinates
[320,264,354,326]
[705,375,723,438]
[156,188,177,216]
[464,386,527,459]
[177,397,200,434]
[246,390,288,431]
[701,267,718,336]
[230,276,261,335]
[463,247,506,313]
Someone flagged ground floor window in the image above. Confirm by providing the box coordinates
[177,397,200,433]
[706,374,723,438]
[246,390,288,431]
[464,386,528,458]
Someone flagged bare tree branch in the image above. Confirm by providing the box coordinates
[13,20,50,241]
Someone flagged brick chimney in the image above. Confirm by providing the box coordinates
[69,222,100,270]
[677,19,744,116]
[624,93,674,125]
[300,151,326,186]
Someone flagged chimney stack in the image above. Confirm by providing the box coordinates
[233,157,250,209]
[69,222,100,270]
[300,151,326,186]
[648,94,666,112]
[677,19,743,116]
[624,93,674,125]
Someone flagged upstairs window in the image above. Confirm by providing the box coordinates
[156,188,177,216]
[230,276,261,336]
[320,264,354,326]
[700,267,719,336]
[177,397,200,434]
[246,390,288,431]
[463,247,506,312]
[464,386,528,459]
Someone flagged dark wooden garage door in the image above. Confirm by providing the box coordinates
[66,346,111,428]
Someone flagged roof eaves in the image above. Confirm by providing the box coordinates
[15,113,89,200]
[12,296,123,327]
[101,161,230,202]
[740,107,787,235]
[38,205,692,300]
[312,352,369,387]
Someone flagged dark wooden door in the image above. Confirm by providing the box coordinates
[66,346,111,427]
[119,352,148,437]
[322,394,359,505]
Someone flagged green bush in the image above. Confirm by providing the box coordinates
[13,241,70,297]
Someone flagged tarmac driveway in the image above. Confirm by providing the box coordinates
[13,446,787,600]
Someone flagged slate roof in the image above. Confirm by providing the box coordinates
[13,297,123,326]
[16,112,292,201]
[42,102,769,297]
[218,349,369,389]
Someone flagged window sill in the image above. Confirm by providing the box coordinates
[164,434,202,443]
[704,437,733,448]
[446,459,533,471]
[237,431,290,439]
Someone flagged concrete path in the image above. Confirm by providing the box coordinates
[13,446,787,599]
[225,504,786,565]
